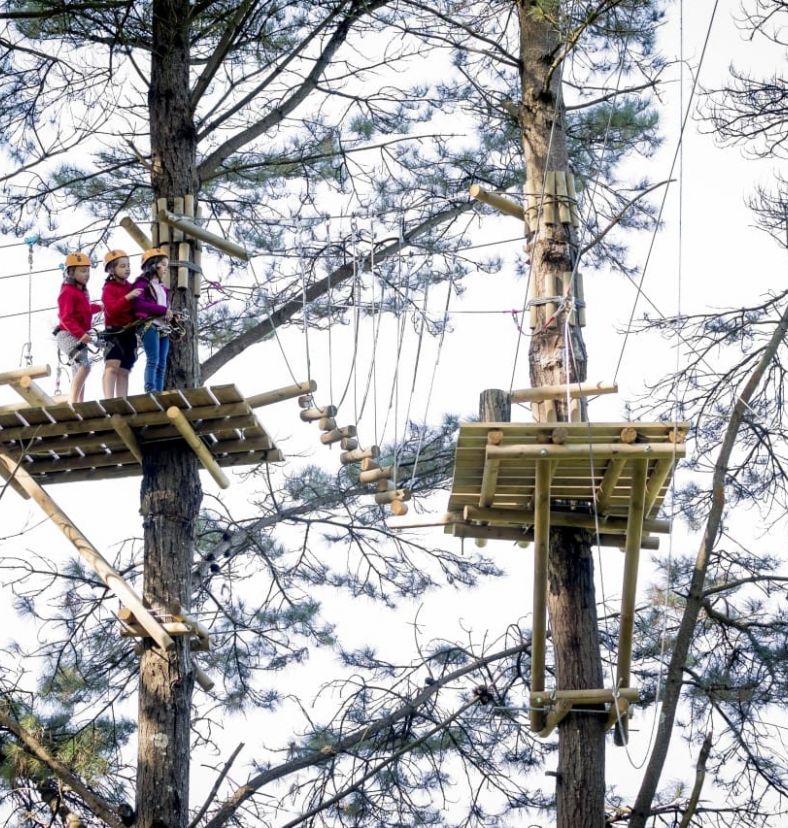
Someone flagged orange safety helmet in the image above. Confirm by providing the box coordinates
[141,247,168,266]
[64,251,91,268]
[104,248,128,270]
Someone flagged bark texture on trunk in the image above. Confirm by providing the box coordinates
[518,3,605,825]
[137,2,202,827]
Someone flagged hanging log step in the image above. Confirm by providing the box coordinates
[299,406,337,422]
[340,437,358,451]
[374,487,411,505]
[390,500,409,517]
[320,425,357,445]
[341,446,379,465]
[359,465,398,484]
[318,417,337,431]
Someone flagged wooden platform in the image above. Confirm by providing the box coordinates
[445,421,688,545]
[0,385,282,485]
[442,419,688,742]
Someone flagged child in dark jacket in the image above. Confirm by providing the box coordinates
[132,248,172,393]
[56,252,102,403]
[101,249,142,398]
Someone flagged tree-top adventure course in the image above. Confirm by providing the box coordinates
[0,0,786,826]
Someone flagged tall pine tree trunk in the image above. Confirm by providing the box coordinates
[137,3,201,826]
[517,3,605,825]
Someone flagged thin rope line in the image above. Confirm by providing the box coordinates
[613,0,721,383]
[408,277,454,489]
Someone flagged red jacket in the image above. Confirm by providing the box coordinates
[102,278,137,327]
[58,282,101,339]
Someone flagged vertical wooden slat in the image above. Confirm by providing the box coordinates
[556,171,571,223]
[530,457,552,732]
[614,458,648,745]
[543,171,556,224]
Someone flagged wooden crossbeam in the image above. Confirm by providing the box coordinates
[468,184,523,220]
[110,414,143,464]
[530,458,551,733]
[487,442,687,461]
[463,505,671,535]
[615,458,648,746]
[511,381,617,403]
[538,699,573,739]
[0,454,174,651]
[644,457,678,516]
[0,454,30,499]
[12,376,54,407]
[247,379,317,408]
[119,216,153,250]
[0,365,51,385]
[451,523,659,550]
[166,406,230,489]
[596,458,627,512]
[157,208,248,260]
[530,687,639,707]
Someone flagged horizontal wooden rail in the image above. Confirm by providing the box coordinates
[511,381,617,403]
[486,442,686,461]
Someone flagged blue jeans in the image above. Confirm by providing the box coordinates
[141,325,170,392]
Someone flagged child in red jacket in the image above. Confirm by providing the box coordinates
[101,249,142,398]
[56,252,102,403]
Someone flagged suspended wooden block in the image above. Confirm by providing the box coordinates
[246,380,316,408]
[340,445,379,465]
[318,417,337,432]
[340,437,358,451]
[390,500,408,517]
[320,425,357,445]
[0,384,287,485]
[359,465,397,484]
[376,479,395,493]
[297,396,313,409]
[300,406,337,422]
[374,487,410,505]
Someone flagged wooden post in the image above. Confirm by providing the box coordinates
[0,453,174,651]
[119,217,153,251]
[530,457,551,733]
[166,407,230,489]
[614,458,648,745]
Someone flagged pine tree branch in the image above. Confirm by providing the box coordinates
[198,642,528,828]
[189,742,245,828]
[199,201,471,381]
[630,301,788,828]
[189,0,257,113]
[677,732,713,828]
[0,707,123,828]
[578,179,672,256]
[278,699,477,828]
[196,0,390,180]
